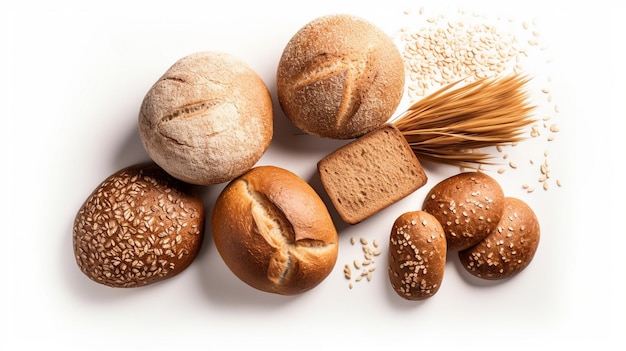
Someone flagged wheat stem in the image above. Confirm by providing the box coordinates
[391,74,536,167]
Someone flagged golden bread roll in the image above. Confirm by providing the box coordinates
[276,14,405,139]
[211,166,338,295]
[422,172,505,251]
[387,211,447,300]
[139,51,273,185]
[458,197,540,280]
[73,163,205,287]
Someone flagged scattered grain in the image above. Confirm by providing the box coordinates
[343,236,381,289]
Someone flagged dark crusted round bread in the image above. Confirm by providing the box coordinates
[73,162,205,287]
[422,172,505,251]
[458,197,540,280]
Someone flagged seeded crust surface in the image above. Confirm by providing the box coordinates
[73,163,205,288]
[458,197,540,280]
[276,14,405,139]
[318,124,427,224]
[422,172,505,251]
[388,211,447,301]
[139,51,273,185]
[211,166,339,295]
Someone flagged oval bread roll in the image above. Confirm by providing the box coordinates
[73,163,205,288]
[387,211,447,301]
[422,172,505,251]
[211,166,339,295]
[458,197,540,280]
[139,51,273,185]
[276,14,405,139]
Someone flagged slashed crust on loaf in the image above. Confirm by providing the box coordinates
[318,124,427,224]
[139,51,273,185]
[212,166,338,295]
[277,14,405,139]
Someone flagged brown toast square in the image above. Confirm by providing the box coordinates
[317,124,427,224]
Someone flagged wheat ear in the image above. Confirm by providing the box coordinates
[390,74,537,167]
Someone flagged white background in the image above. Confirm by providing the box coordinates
[2,0,625,349]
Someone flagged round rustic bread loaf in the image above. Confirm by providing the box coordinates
[458,197,540,280]
[211,166,338,295]
[276,14,405,139]
[139,51,273,185]
[73,163,205,288]
[387,211,447,301]
[422,172,505,251]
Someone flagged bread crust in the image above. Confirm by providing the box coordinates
[277,14,405,139]
[387,211,446,301]
[422,172,505,251]
[139,51,273,185]
[73,163,205,288]
[211,166,338,295]
[458,197,540,280]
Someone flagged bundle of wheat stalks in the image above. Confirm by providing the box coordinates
[390,74,536,167]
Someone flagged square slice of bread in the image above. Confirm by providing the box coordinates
[317,124,427,224]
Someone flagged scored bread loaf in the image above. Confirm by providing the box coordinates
[211,166,338,295]
[318,124,427,224]
[139,51,273,185]
[276,14,405,139]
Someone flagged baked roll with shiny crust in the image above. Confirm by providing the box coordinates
[211,166,338,295]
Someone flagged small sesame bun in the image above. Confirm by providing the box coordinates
[422,172,505,251]
[458,197,540,280]
[276,14,405,139]
[211,166,338,295]
[139,51,273,185]
[387,211,447,301]
[72,163,205,288]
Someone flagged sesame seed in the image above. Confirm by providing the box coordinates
[73,166,205,288]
